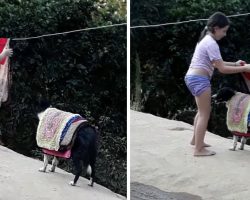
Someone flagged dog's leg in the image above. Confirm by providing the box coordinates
[88,164,95,187]
[50,156,58,172]
[86,165,93,186]
[239,137,246,150]
[39,154,49,172]
[230,135,238,151]
[88,149,97,187]
[69,158,82,186]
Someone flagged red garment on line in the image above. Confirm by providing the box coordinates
[0,38,10,104]
[0,38,8,65]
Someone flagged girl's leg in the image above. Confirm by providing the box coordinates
[190,113,198,145]
[190,112,211,147]
[194,88,215,156]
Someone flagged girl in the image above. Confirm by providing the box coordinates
[184,12,250,156]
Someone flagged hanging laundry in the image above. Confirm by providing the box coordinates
[0,38,11,106]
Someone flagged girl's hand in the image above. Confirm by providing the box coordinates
[3,48,13,57]
[243,64,250,72]
[236,60,246,66]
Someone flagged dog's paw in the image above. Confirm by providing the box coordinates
[88,178,94,187]
[38,168,46,172]
[69,181,76,186]
[49,168,55,172]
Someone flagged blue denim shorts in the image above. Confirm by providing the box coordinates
[184,75,211,96]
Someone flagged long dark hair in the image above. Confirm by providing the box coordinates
[198,12,230,42]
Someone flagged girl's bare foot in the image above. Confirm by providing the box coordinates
[190,141,211,147]
[194,148,216,156]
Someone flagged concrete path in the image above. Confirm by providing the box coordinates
[0,145,126,200]
[131,110,250,200]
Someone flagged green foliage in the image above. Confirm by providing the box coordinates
[131,0,250,137]
[0,0,126,196]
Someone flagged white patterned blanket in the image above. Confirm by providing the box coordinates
[36,108,87,151]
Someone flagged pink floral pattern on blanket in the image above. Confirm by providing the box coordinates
[231,95,248,123]
[43,112,66,138]
[227,92,250,133]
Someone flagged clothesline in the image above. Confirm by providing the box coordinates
[12,23,127,41]
[130,12,250,29]
[9,12,250,40]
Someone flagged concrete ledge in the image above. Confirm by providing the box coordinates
[0,145,126,200]
[131,110,250,200]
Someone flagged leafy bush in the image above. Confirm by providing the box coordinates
[0,0,126,196]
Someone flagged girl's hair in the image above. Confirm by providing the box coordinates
[198,12,230,42]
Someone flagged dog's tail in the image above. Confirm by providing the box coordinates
[87,165,92,176]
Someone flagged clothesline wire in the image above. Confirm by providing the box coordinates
[130,12,250,29]
[12,23,127,41]
[9,12,250,40]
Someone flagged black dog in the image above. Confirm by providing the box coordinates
[213,87,249,151]
[212,87,235,103]
[37,101,98,187]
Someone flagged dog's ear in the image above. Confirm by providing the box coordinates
[37,112,44,120]
[215,87,236,102]
[37,98,51,112]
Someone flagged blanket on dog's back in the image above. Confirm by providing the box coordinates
[36,108,87,151]
[226,92,250,133]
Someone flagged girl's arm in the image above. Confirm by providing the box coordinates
[213,60,250,74]
[224,60,245,67]
[223,61,237,66]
